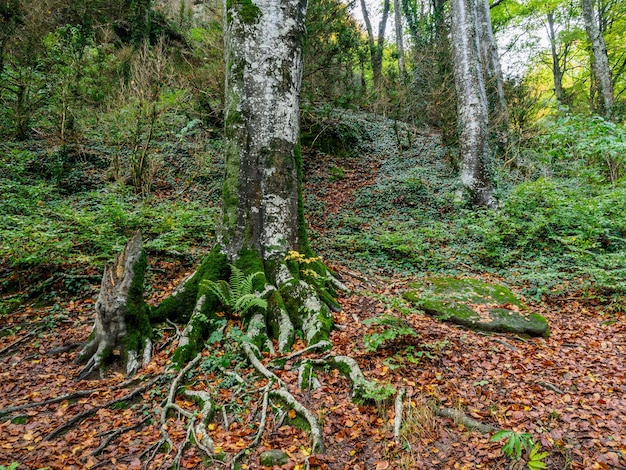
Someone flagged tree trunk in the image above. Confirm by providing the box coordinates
[393,0,406,77]
[450,0,496,209]
[547,12,566,106]
[75,231,152,380]
[360,0,390,89]
[151,0,342,366]
[581,0,614,118]
[476,0,507,123]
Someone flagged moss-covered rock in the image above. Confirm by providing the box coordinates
[259,449,289,467]
[403,277,549,337]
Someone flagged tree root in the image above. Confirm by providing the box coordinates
[0,325,46,357]
[88,416,151,458]
[435,407,497,433]
[394,388,406,444]
[43,375,163,441]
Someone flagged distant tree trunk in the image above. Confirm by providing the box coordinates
[393,0,406,77]
[476,0,507,121]
[450,0,496,209]
[547,12,567,106]
[360,0,390,88]
[581,0,614,117]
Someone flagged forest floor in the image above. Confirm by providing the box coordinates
[1,113,625,469]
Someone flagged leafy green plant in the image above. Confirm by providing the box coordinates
[491,429,547,468]
[0,463,19,470]
[201,265,267,315]
[362,314,418,352]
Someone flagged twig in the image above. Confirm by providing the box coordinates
[0,325,46,357]
[43,375,163,441]
[537,381,565,394]
[493,338,520,352]
[280,340,331,362]
[89,416,151,457]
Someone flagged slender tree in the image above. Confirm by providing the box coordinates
[360,0,391,88]
[546,11,568,106]
[449,0,496,208]
[393,0,406,77]
[581,0,614,117]
[476,0,507,120]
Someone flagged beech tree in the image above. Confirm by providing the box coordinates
[581,0,614,117]
[476,0,507,125]
[75,0,380,456]
[449,0,496,208]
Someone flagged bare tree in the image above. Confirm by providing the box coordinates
[393,0,406,77]
[450,0,496,208]
[360,0,391,88]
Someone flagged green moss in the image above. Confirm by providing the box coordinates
[226,0,260,24]
[404,276,550,337]
[294,144,313,256]
[266,290,295,350]
[124,247,151,352]
[153,246,228,322]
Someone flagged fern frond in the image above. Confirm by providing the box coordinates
[202,279,232,306]
[233,294,268,315]
[229,265,247,299]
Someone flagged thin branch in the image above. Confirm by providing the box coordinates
[43,375,163,441]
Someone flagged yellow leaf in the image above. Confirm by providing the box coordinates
[208,423,217,431]
[214,446,223,454]
[23,433,34,441]
[288,409,297,419]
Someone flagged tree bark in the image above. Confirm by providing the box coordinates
[393,0,406,77]
[450,0,496,208]
[360,0,390,89]
[547,12,567,107]
[476,0,507,122]
[75,231,152,379]
[581,0,614,118]
[149,0,342,366]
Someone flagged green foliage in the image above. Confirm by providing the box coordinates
[201,266,267,315]
[534,112,626,183]
[362,315,418,352]
[527,444,549,470]
[490,430,537,461]
[0,463,19,470]
[359,379,396,403]
[0,147,218,270]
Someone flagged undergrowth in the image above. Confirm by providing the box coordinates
[307,111,626,303]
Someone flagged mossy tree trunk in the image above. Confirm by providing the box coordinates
[153,0,341,365]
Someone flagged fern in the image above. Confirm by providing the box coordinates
[201,265,267,314]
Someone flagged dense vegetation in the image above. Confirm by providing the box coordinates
[1,0,625,468]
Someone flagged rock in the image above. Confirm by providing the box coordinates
[403,277,549,337]
[259,449,289,467]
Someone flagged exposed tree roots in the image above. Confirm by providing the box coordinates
[59,238,421,466]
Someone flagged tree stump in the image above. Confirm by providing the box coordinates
[75,230,151,380]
